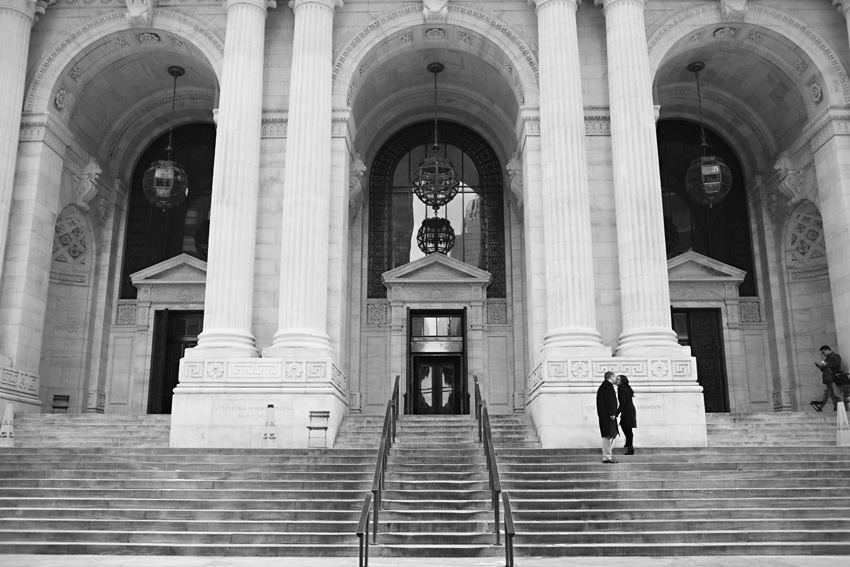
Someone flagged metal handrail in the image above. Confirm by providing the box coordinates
[356,492,372,567]
[473,375,515,566]
[356,375,400,566]
[502,492,515,567]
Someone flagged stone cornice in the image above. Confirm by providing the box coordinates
[516,107,541,142]
[19,111,74,157]
[261,109,287,139]
[331,108,353,140]
[805,107,850,153]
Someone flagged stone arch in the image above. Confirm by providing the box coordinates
[25,10,224,115]
[331,5,539,110]
[647,3,850,107]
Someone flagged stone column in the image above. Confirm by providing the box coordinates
[185,0,274,360]
[0,0,39,367]
[265,0,342,360]
[529,0,609,357]
[596,0,685,356]
[808,110,850,362]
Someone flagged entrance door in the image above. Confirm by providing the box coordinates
[148,310,203,414]
[407,310,467,414]
[412,356,462,414]
[672,308,729,412]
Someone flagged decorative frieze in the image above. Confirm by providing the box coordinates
[180,358,348,395]
[528,357,696,391]
[0,365,39,396]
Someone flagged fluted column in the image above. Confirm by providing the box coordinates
[187,0,274,359]
[0,0,38,366]
[529,0,609,357]
[265,0,342,359]
[596,0,685,356]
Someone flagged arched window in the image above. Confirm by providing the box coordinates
[657,120,756,296]
[367,121,506,298]
[120,123,215,299]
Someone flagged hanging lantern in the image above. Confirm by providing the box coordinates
[416,216,456,255]
[411,62,460,253]
[412,154,459,209]
[683,61,732,208]
[142,66,189,209]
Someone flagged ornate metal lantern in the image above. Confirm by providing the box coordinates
[684,61,732,208]
[142,66,189,210]
[412,62,459,255]
[416,216,456,255]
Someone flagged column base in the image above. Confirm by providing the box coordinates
[264,329,334,359]
[542,327,612,358]
[526,355,706,448]
[615,328,690,357]
[171,357,348,448]
[186,329,259,359]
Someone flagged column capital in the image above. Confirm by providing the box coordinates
[0,0,53,23]
[225,0,277,12]
[835,1,850,17]
[528,0,580,10]
[289,0,342,11]
[593,0,646,10]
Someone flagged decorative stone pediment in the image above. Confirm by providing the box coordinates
[130,253,207,285]
[382,254,491,302]
[667,251,746,283]
[383,253,490,283]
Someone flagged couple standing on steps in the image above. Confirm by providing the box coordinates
[596,371,637,464]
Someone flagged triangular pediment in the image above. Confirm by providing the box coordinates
[667,251,746,282]
[130,253,207,285]
[382,254,491,286]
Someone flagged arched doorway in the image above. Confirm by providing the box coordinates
[365,121,507,415]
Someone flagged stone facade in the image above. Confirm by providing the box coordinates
[0,0,848,447]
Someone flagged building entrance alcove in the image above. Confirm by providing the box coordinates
[382,254,491,415]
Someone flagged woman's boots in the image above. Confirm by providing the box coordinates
[625,446,634,456]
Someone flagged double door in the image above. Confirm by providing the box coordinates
[407,310,467,415]
[411,355,463,414]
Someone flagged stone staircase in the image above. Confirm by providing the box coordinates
[706,412,836,446]
[372,415,495,557]
[0,447,373,555]
[2,411,849,557]
[10,414,170,448]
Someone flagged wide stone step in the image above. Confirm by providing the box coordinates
[511,542,850,557]
[510,507,850,521]
[0,488,370,500]
[0,530,359,545]
[0,542,358,556]
[1,508,361,522]
[0,498,366,511]
[512,518,850,532]
[382,499,490,511]
[0,519,358,532]
[377,531,495,545]
[508,496,850,510]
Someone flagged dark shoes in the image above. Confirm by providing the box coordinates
[625,447,635,455]
[602,459,618,464]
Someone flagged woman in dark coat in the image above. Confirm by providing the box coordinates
[617,375,637,455]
